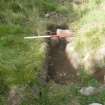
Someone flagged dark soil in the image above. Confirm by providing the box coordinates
[45,24,105,85]
[45,23,105,85]
[46,38,78,84]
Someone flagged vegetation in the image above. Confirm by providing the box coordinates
[69,0,105,73]
[0,0,48,104]
[0,0,105,105]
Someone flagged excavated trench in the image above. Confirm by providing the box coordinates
[46,24,78,84]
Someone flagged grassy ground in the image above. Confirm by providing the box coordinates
[0,0,74,104]
[0,0,47,104]
[72,0,105,60]
[0,0,105,105]
[38,1,105,105]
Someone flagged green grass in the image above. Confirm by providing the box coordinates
[0,0,48,103]
[0,0,73,104]
[1,0,105,105]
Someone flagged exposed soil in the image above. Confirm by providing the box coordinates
[46,37,78,84]
[45,23,105,85]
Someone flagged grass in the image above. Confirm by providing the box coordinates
[24,81,105,105]
[67,0,105,72]
[0,0,48,104]
[0,0,74,104]
[0,0,105,105]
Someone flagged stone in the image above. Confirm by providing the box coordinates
[80,86,96,96]
[66,43,81,69]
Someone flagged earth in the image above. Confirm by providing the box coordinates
[46,37,79,84]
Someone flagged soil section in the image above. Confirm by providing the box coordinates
[46,25,78,84]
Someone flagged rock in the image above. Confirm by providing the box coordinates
[73,0,82,4]
[83,51,95,74]
[95,47,105,66]
[8,87,21,105]
[89,103,102,105]
[80,86,96,96]
[45,12,68,24]
[66,43,81,69]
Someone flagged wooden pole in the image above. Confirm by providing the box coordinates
[24,35,52,39]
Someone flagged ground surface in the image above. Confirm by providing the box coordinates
[47,38,79,84]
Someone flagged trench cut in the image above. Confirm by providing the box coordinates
[46,24,78,84]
